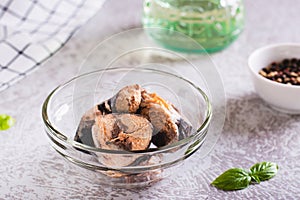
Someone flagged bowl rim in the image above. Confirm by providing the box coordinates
[42,67,212,155]
[248,43,300,89]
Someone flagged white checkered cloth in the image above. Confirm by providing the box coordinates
[0,0,105,92]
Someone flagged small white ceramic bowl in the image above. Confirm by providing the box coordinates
[248,43,300,114]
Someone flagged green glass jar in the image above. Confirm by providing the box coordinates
[143,0,244,53]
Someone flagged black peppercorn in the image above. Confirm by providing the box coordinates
[291,58,297,64]
[259,58,300,85]
[282,59,290,66]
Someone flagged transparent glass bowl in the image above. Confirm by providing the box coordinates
[42,67,212,187]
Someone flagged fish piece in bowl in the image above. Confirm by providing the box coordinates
[140,90,192,147]
[92,113,153,151]
[75,84,192,151]
[92,113,153,167]
[112,84,142,113]
[74,84,193,176]
[74,84,143,147]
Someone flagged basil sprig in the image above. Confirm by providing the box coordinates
[211,162,278,191]
[0,114,15,131]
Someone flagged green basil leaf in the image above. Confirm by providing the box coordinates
[250,161,278,181]
[0,114,15,131]
[211,168,251,191]
[250,174,260,183]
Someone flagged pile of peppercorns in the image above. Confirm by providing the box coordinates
[259,58,300,85]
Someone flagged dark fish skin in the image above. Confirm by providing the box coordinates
[177,118,193,140]
[151,117,192,147]
[74,119,95,147]
[75,99,114,147]
[125,155,151,166]
[97,100,112,115]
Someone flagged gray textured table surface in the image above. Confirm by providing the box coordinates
[1,0,300,199]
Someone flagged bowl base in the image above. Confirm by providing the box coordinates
[60,149,183,188]
[269,104,300,115]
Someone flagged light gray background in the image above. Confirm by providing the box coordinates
[1,0,300,199]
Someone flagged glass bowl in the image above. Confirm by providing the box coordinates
[42,67,212,188]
